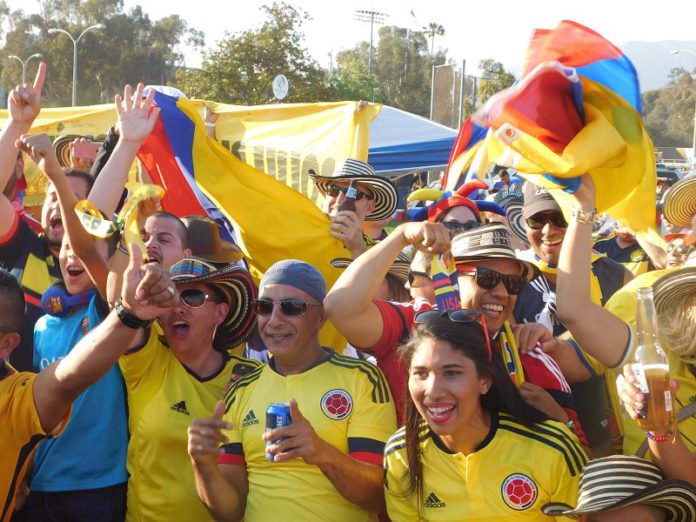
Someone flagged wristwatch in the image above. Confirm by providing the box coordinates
[114,299,152,329]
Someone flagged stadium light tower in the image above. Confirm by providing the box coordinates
[355,9,387,74]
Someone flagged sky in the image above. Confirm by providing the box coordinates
[8,0,696,76]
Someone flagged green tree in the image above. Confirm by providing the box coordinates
[424,22,445,57]
[332,45,377,101]
[175,2,336,104]
[643,67,696,147]
[0,0,203,106]
[476,59,516,105]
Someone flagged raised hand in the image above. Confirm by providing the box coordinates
[401,221,451,255]
[15,133,62,178]
[8,62,46,126]
[188,400,231,469]
[330,211,366,254]
[115,83,161,144]
[121,243,179,320]
[513,322,558,355]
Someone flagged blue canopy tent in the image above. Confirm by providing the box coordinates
[367,105,458,175]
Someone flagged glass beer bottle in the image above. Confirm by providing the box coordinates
[630,287,675,433]
[338,180,358,213]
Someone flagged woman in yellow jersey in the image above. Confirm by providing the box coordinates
[384,310,586,521]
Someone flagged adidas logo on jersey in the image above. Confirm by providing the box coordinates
[242,409,260,427]
[424,492,446,508]
[170,400,190,416]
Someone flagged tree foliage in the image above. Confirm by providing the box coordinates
[476,59,516,106]
[643,67,696,147]
[0,0,202,106]
[175,2,335,104]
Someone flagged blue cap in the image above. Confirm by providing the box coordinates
[259,259,326,304]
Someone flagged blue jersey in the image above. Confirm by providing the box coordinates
[31,294,128,491]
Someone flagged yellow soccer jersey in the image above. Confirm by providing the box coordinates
[384,413,587,521]
[119,328,259,522]
[219,350,397,522]
[604,268,695,456]
[0,363,69,522]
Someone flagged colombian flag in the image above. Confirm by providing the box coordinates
[137,91,350,349]
[446,20,660,243]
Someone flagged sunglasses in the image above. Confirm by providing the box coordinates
[0,326,17,334]
[253,298,321,317]
[180,288,219,308]
[407,270,431,286]
[525,211,567,230]
[415,309,492,362]
[456,264,527,295]
[326,184,373,201]
[667,241,689,255]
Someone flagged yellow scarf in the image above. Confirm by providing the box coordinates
[532,253,606,306]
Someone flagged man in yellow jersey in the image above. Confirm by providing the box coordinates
[188,260,397,522]
[0,248,176,521]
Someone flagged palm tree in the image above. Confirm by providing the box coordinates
[424,22,445,57]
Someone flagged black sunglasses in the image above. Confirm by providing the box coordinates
[525,211,567,230]
[415,309,492,362]
[456,264,527,295]
[326,184,373,201]
[253,298,321,317]
[407,270,431,286]
[180,288,218,308]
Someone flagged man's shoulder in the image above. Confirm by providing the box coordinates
[327,352,392,403]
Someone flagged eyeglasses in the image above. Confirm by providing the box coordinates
[180,288,219,308]
[456,264,527,295]
[525,211,567,230]
[0,326,17,334]
[253,298,321,317]
[667,241,688,255]
[415,309,492,362]
[407,270,431,286]
[326,184,373,201]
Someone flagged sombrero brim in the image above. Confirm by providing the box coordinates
[310,173,398,221]
[331,253,411,283]
[663,176,696,228]
[453,254,539,282]
[195,241,244,264]
[53,135,82,169]
[505,203,530,247]
[652,266,696,316]
[171,262,257,347]
[542,479,696,521]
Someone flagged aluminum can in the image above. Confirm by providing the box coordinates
[265,402,292,461]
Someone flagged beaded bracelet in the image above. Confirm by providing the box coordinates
[646,431,673,442]
[571,207,600,225]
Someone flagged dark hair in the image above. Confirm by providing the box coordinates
[208,283,232,353]
[64,169,95,194]
[0,269,25,331]
[385,273,410,303]
[398,314,548,503]
[149,211,189,249]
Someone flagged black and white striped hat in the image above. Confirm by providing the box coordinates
[542,455,696,521]
[451,223,539,281]
[309,158,398,221]
[663,175,696,228]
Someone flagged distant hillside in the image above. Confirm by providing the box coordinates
[622,40,696,92]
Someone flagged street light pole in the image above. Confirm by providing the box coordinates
[8,53,43,84]
[670,49,696,165]
[49,24,105,106]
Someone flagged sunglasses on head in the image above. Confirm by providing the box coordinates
[253,298,321,317]
[456,264,527,295]
[415,309,492,362]
[180,288,219,308]
[407,270,431,286]
[525,211,567,230]
[0,326,17,334]
[326,184,373,201]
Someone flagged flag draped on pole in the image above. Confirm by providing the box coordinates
[137,92,374,350]
[444,20,660,243]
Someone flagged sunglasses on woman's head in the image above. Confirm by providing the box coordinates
[180,288,219,308]
[415,309,492,362]
[407,270,431,286]
[253,298,321,317]
[525,211,567,230]
[326,184,373,201]
[456,264,527,295]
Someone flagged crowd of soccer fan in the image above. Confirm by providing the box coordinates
[2,63,696,522]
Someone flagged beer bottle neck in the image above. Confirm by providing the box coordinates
[636,287,659,347]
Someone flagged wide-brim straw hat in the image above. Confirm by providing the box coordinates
[652,266,696,318]
[181,215,243,265]
[52,134,102,169]
[451,222,539,281]
[494,185,528,246]
[309,158,398,221]
[663,175,696,228]
[330,250,412,283]
[169,258,257,347]
[542,455,696,521]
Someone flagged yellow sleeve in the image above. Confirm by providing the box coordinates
[5,372,55,441]
[384,448,423,522]
[118,326,168,392]
[219,379,244,466]
[548,429,583,521]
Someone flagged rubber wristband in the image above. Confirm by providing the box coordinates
[114,299,152,329]
[646,431,672,442]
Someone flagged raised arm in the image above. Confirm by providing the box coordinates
[0,62,45,237]
[556,175,631,368]
[17,133,110,298]
[31,244,178,433]
[89,83,159,217]
[324,222,449,348]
